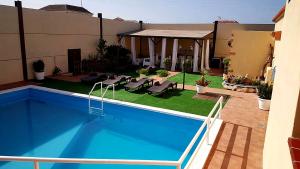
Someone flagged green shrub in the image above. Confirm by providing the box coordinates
[138,68,150,75]
[52,66,61,76]
[223,58,231,74]
[33,60,45,72]
[104,45,131,70]
[97,38,107,58]
[257,83,273,99]
[163,58,171,70]
[87,53,98,61]
[157,70,169,77]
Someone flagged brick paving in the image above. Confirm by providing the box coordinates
[182,86,268,169]
[0,81,39,91]
[151,80,268,169]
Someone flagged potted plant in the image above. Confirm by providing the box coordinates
[257,83,273,110]
[195,71,210,93]
[33,60,45,80]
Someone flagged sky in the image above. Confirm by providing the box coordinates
[0,0,286,24]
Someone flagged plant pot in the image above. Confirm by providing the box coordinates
[35,72,45,80]
[258,98,271,111]
[196,85,205,94]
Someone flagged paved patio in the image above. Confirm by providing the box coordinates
[0,81,40,91]
[174,85,268,169]
[199,87,268,169]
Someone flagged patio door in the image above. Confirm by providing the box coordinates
[68,49,81,75]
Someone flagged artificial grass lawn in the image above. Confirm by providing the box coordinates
[41,79,216,116]
[168,73,223,89]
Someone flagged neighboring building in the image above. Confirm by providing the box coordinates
[114,17,125,22]
[263,1,300,169]
[40,4,93,15]
[216,19,239,23]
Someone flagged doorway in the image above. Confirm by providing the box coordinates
[68,49,81,75]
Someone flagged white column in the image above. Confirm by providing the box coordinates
[160,38,167,68]
[193,41,200,72]
[131,37,137,65]
[148,38,155,67]
[205,39,210,70]
[120,37,126,47]
[201,40,205,71]
[171,39,178,71]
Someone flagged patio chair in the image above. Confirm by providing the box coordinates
[147,80,177,95]
[124,78,154,91]
[80,72,109,84]
[102,75,131,86]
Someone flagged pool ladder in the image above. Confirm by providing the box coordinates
[88,82,115,115]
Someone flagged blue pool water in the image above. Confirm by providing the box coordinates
[0,88,205,169]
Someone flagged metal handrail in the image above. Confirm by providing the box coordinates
[0,95,223,169]
[88,82,115,111]
[0,156,180,169]
[99,84,115,110]
[179,96,223,169]
[88,82,103,109]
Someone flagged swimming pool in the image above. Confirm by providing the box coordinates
[0,86,222,169]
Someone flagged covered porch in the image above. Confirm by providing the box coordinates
[118,29,214,72]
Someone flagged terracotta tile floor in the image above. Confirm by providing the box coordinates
[0,81,39,91]
[162,83,268,169]
[201,87,269,169]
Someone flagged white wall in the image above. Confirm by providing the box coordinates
[263,0,300,168]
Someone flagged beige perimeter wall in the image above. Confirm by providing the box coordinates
[229,30,274,78]
[143,23,274,59]
[0,5,23,84]
[0,5,139,84]
[0,4,274,85]
[215,23,274,58]
[263,0,300,169]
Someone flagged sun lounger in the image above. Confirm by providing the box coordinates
[80,72,109,84]
[102,75,131,86]
[124,78,154,91]
[147,80,177,95]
